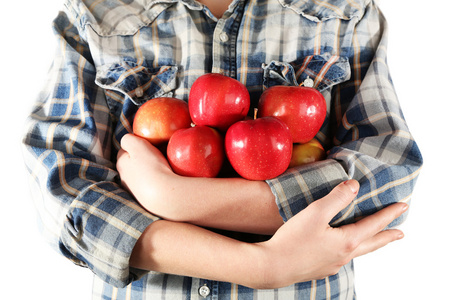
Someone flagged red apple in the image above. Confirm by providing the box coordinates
[189,73,250,131]
[258,85,327,144]
[167,125,225,178]
[133,97,192,145]
[225,116,292,180]
[289,138,326,168]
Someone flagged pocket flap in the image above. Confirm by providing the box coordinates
[278,0,366,22]
[263,53,350,92]
[95,59,178,106]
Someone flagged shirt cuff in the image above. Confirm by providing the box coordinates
[266,159,348,222]
[60,182,159,288]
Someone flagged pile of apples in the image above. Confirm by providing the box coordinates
[133,73,327,180]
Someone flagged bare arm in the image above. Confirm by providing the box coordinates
[129,180,407,289]
[119,135,407,287]
[116,133,283,235]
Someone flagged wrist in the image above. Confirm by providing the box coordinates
[139,170,180,218]
[216,241,268,289]
[242,242,283,289]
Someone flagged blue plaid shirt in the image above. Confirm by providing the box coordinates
[22,0,423,299]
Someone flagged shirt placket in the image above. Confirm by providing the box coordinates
[211,2,245,78]
[197,280,219,299]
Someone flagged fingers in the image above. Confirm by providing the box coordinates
[120,133,159,157]
[120,133,147,151]
[116,135,133,170]
[312,180,360,223]
[116,146,130,162]
[120,133,133,149]
[118,133,172,171]
[350,202,408,243]
[352,228,404,258]
[339,202,408,260]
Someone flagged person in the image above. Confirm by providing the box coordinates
[22,0,423,299]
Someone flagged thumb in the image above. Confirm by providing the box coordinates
[313,179,359,223]
[120,133,156,156]
[120,133,145,151]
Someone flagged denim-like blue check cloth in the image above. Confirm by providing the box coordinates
[22,0,423,299]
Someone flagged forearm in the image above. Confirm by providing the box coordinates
[130,180,407,289]
[117,135,284,235]
[146,174,283,235]
[129,219,265,287]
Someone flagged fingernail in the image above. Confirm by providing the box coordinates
[397,232,404,240]
[344,180,358,194]
[401,203,409,212]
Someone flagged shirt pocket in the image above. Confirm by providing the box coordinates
[262,53,351,92]
[95,59,179,114]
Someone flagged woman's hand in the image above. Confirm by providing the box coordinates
[116,133,175,213]
[254,179,407,289]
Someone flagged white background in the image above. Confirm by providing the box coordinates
[1,0,448,299]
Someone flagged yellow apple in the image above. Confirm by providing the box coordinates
[289,138,326,168]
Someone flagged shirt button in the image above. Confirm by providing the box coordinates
[135,87,144,98]
[198,284,211,298]
[219,32,229,42]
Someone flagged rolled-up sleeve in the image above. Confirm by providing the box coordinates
[22,10,159,288]
[266,2,423,227]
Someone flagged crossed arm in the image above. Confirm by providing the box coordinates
[117,133,407,289]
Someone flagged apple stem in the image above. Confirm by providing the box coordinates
[254,108,258,120]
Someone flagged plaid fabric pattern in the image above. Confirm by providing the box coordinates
[92,261,355,299]
[22,0,422,298]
